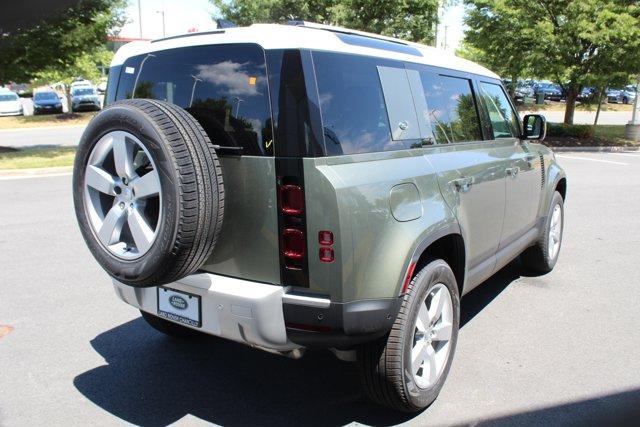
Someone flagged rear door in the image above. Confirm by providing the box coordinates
[478,81,541,247]
[408,66,507,289]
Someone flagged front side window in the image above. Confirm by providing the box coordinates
[116,44,272,156]
[480,82,520,138]
[313,51,402,155]
[414,71,483,144]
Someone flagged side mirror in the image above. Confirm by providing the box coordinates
[522,114,546,141]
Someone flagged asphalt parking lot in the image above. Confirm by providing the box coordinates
[1,151,640,426]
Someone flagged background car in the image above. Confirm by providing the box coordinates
[607,86,636,104]
[534,82,564,101]
[71,86,101,112]
[514,81,535,102]
[578,87,595,102]
[33,90,63,114]
[0,89,24,116]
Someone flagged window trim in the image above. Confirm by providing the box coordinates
[477,78,523,140]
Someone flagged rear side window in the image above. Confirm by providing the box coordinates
[313,52,404,155]
[413,71,483,144]
[479,82,520,138]
[116,44,272,156]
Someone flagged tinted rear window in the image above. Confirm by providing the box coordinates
[0,94,18,101]
[116,44,273,156]
[313,51,406,155]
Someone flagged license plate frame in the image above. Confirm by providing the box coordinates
[157,286,202,327]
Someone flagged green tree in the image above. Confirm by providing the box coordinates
[34,48,114,86]
[463,0,640,124]
[0,0,126,84]
[212,0,440,44]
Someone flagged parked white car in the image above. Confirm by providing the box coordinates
[0,90,23,116]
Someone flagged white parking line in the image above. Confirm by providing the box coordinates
[556,155,628,165]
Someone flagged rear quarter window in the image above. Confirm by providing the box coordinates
[313,51,407,156]
[116,43,273,156]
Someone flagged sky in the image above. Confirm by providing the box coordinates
[120,0,218,40]
[119,0,466,50]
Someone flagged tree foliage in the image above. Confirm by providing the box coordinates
[211,0,440,44]
[463,0,640,124]
[0,0,126,84]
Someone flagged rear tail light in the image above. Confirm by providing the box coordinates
[282,228,305,261]
[279,184,304,215]
[278,178,307,272]
[318,230,335,263]
[318,230,333,246]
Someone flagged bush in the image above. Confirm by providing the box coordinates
[547,123,596,138]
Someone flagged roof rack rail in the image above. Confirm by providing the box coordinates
[151,29,225,43]
[286,20,411,46]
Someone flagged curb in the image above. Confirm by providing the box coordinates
[0,166,73,180]
[550,146,640,152]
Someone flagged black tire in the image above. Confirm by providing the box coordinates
[521,191,564,274]
[358,259,460,412]
[623,97,629,105]
[140,310,204,339]
[73,99,224,287]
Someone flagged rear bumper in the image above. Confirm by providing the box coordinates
[113,273,300,352]
[0,109,22,116]
[113,272,401,352]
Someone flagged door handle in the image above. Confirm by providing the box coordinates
[524,153,536,166]
[506,167,520,177]
[450,177,474,192]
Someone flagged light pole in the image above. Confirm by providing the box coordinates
[189,75,202,107]
[625,75,640,142]
[234,97,244,117]
[156,10,166,38]
[138,0,143,39]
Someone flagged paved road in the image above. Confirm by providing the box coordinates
[0,125,85,148]
[1,152,640,426]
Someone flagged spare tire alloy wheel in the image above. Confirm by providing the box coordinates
[84,131,161,259]
[73,99,224,288]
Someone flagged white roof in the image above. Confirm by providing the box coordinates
[111,23,499,79]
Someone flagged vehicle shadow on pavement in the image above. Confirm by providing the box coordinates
[74,260,527,427]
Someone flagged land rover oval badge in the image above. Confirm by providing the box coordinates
[169,295,188,310]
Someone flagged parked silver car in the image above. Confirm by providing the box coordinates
[71,86,101,112]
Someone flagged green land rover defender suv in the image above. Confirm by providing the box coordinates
[73,22,567,412]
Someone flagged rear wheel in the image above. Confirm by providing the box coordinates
[358,259,460,412]
[521,191,564,273]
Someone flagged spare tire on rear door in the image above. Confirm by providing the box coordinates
[73,99,224,287]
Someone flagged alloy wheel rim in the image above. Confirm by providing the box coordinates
[548,204,562,261]
[83,131,162,260]
[411,283,454,389]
